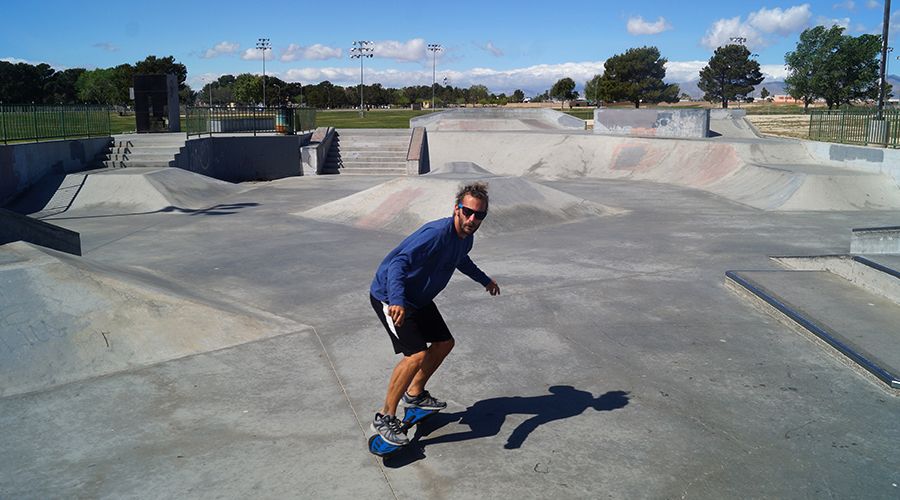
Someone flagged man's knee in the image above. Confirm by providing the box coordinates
[432,338,454,355]
[403,349,428,367]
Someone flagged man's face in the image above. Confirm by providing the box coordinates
[454,194,487,238]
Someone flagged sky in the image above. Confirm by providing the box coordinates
[2,0,898,97]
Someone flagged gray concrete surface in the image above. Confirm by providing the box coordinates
[0,136,111,206]
[594,108,711,138]
[2,135,900,499]
[411,108,585,131]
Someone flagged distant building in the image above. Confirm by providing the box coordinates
[772,95,825,104]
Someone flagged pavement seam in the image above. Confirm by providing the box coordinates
[310,325,400,499]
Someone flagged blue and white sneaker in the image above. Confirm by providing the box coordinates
[399,390,447,412]
[371,413,408,446]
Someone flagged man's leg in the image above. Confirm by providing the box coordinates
[381,339,454,415]
[408,338,454,397]
[381,350,426,416]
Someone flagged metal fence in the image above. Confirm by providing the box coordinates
[808,109,900,149]
[1,103,111,144]
[185,106,316,138]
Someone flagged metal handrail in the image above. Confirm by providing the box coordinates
[1,103,111,144]
[185,106,316,138]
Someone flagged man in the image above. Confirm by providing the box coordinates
[369,182,500,447]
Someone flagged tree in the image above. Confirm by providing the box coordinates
[784,25,883,110]
[467,84,489,104]
[784,25,843,113]
[232,73,262,104]
[818,32,882,109]
[760,88,770,101]
[698,44,764,108]
[46,68,87,103]
[591,46,679,108]
[0,61,54,103]
[583,74,602,104]
[511,89,525,103]
[550,77,578,101]
[110,64,135,104]
[75,68,119,104]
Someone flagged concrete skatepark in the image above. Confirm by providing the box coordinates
[2,109,900,498]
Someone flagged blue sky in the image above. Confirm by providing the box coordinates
[2,0,898,96]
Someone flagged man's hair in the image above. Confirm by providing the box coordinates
[455,182,489,211]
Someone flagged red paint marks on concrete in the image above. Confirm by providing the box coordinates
[356,187,426,229]
[674,144,741,187]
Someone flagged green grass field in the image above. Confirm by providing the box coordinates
[4,104,815,143]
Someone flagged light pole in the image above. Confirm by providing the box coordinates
[350,41,374,117]
[257,38,271,108]
[877,0,891,114]
[428,44,442,111]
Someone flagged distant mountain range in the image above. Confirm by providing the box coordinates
[674,75,900,101]
[517,75,900,102]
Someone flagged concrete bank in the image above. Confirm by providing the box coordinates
[427,131,900,211]
[0,137,111,206]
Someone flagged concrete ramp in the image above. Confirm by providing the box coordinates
[0,241,306,398]
[298,162,623,237]
[411,108,586,132]
[708,109,762,139]
[7,168,250,218]
[427,132,900,211]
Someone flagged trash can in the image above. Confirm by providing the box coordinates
[275,107,294,135]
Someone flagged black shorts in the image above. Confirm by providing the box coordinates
[370,293,453,356]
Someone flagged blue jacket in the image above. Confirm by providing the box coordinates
[371,217,491,309]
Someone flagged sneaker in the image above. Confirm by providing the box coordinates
[399,390,447,412]
[371,413,408,446]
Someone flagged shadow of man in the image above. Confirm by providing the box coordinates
[422,386,630,450]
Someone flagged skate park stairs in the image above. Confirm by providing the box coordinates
[322,129,413,175]
[90,134,187,169]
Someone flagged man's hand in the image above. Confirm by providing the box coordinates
[388,304,406,327]
[485,280,501,296]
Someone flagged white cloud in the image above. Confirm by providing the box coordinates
[833,1,856,11]
[473,41,504,57]
[1,57,30,64]
[759,64,789,81]
[748,5,812,36]
[663,61,708,82]
[280,43,342,61]
[374,39,426,63]
[702,5,812,51]
[702,16,765,50]
[627,16,674,35]
[202,41,241,59]
[866,0,880,8]
[92,42,117,52]
[814,15,851,28]
[241,46,274,61]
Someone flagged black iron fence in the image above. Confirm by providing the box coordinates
[185,106,316,137]
[1,103,111,144]
[808,109,900,149]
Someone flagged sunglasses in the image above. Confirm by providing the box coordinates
[458,203,488,220]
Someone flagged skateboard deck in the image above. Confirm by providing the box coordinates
[368,407,439,457]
